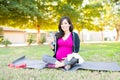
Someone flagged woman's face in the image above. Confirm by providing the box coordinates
[61,19,70,32]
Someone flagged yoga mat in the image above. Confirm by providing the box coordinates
[69,61,120,71]
[9,56,120,71]
[9,56,47,69]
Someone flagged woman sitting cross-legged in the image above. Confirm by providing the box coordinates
[42,16,81,70]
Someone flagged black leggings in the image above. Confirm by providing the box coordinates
[42,55,78,66]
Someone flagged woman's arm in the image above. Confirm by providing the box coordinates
[49,42,55,50]
[73,32,80,53]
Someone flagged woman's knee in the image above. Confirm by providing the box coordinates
[42,55,57,64]
[64,57,78,65]
[42,55,49,61]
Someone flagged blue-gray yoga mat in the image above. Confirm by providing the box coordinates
[10,56,120,71]
[69,62,120,71]
[12,56,47,69]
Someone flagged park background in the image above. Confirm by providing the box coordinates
[0,0,120,46]
[0,0,120,80]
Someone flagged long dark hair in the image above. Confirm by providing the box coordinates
[55,16,74,39]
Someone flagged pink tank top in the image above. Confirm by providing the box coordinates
[56,33,73,61]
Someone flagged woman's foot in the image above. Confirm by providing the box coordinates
[64,65,71,70]
[55,61,64,68]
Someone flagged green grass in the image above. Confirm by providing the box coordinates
[0,42,120,80]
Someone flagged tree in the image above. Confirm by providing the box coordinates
[0,0,42,27]
[112,1,120,41]
[1,0,119,42]
[101,0,120,41]
[0,0,44,44]
[0,27,4,43]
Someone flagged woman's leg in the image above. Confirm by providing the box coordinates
[42,55,57,64]
[63,58,78,70]
[64,57,78,66]
[42,55,64,68]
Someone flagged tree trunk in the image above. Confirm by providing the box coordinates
[36,25,40,44]
[77,28,80,38]
[115,28,120,41]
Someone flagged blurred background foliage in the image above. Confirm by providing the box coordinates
[0,0,120,40]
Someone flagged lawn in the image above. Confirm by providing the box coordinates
[0,42,120,80]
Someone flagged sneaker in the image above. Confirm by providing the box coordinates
[64,65,71,70]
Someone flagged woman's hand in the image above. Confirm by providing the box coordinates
[49,42,54,50]
[48,35,55,50]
